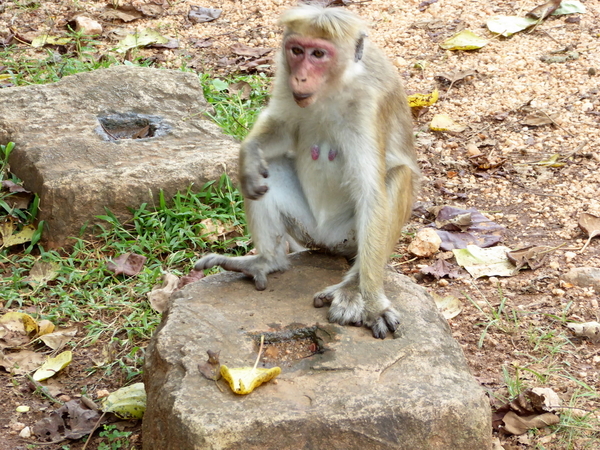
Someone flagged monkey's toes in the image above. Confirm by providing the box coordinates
[369,309,400,339]
[313,292,333,308]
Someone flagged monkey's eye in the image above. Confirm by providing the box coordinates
[291,47,304,56]
[312,49,326,58]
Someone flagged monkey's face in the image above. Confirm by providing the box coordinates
[284,36,338,108]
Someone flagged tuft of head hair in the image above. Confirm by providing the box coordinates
[279,4,366,42]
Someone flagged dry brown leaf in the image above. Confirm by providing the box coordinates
[107,252,147,276]
[522,111,559,126]
[502,411,559,435]
[229,81,252,99]
[507,246,548,270]
[231,43,272,58]
[39,328,78,350]
[526,0,562,20]
[0,349,45,374]
[578,212,600,253]
[147,273,179,313]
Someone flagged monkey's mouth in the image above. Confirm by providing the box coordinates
[293,92,313,106]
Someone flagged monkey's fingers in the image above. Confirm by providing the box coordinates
[369,308,400,339]
[313,292,333,308]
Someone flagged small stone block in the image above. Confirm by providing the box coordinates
[143,252,491,450]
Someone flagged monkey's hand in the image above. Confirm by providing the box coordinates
[315,286,400,339]
[239,143,269,200]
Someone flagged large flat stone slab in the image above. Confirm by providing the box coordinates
[143,252,491,450]
[0,66,238,247]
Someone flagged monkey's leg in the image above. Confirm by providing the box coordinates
[195,158,317,290]
[315,165,414,338]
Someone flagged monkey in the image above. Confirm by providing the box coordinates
[195,4,420,339]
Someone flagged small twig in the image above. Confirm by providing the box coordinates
[25,374,63,404]
[391,257,417,266]
[81,411,107,450]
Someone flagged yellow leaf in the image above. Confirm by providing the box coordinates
[0,311,38,334]
[408,88,439,108]
[430,114,466,133]
[37,320,56,336]
[439,30,488,50]
[0,224,36,248]
[32,350,72,381]
[220,365,281,395]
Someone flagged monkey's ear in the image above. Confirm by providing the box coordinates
[354,31,367,62]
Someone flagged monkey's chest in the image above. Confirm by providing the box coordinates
[296,141,353,226]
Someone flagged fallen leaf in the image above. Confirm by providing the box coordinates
[526,0,562,20]
[0,311,38,334]
[487,16,538,37]
[199,349,221,381]
[435,69,476,87]
[115,29,168,53]
[39,328,78,350]
[188,6,222,23]
[439,30,488,50]
[420,259,461,279]
[24,261,59,287]
[540,52,579,64]
[229,81,252,99]
[408,88,439,108]
[231,43,272,58]
[566,321,600,343]
[430,114,466,132]
[30,35,71,48]
[32,350,73,381]
[147,272,179,313]
[2,180,30,193]
[0,222,36,248]
[453,245,519,278]
[530,387,562,412]
[432,293,462,319]
[430,206,506,250]
[552,0,586,15]
[220,365,281,395]
[0,349,45,374]
[101,382,146,419]
[32,399,103,442]
[37,320,55,337]
[522,111,559,126]
[107,252,147,276]
[101,8,142,23]
[502,411,560,435]
[177,269,205,289]
[529,154,564,169]
[578,212,600,253]
[507,246,548,270]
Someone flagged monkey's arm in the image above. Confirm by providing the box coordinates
[239,111,293,200]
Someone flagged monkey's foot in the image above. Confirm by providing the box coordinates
[314,285,400,339]
[194,253,288,291]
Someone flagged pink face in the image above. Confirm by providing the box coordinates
[284,36,337,108]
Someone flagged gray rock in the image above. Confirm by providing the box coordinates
[562,267,600,292]
[0,66,238,248]
[143,252,491,450]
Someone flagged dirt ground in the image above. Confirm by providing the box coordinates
[1,0,599,449]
